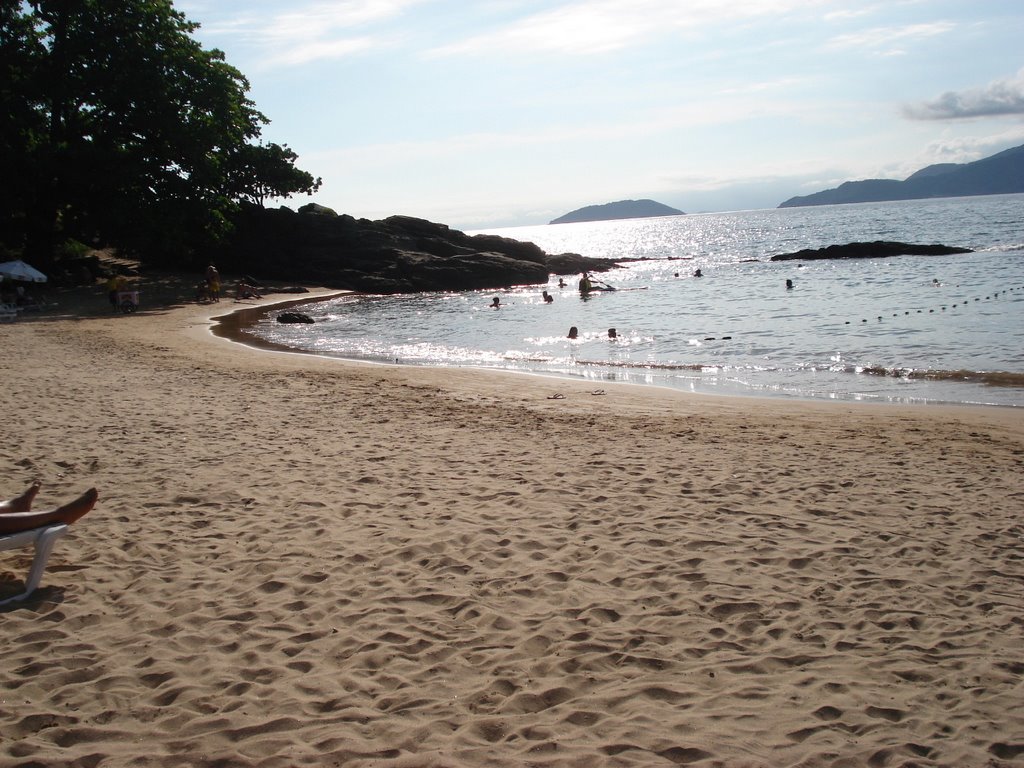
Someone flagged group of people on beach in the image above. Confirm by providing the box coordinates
[196,264,263,303]
[2,281,41,311]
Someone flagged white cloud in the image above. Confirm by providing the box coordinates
[195,0,424,67]
[431,4,650,56]
[905,68,1024,120]
[825,21,955,54]
[266,36,378,66]
[919,128,1024,162]
[717,77,813,96]
[429,0,832,57]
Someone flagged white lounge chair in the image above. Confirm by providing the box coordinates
[0,524,69,606]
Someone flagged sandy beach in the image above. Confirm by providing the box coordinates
[2,276,1023,767]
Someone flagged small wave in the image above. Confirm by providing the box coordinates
[576,359,712,372]
[860,366,1024,388]
[978,243,1024,252]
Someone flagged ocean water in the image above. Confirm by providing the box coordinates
[245,194,1024,407]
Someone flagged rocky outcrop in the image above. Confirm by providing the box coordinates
[218,205,619,294]
[770,241,972,262]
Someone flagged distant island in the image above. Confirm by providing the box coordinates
[550,199,684,224]
[778,143,1024,208]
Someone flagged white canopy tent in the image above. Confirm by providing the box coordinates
[0,259,48,283]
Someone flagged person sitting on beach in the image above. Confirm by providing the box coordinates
[542,290,554,303]
[236,282,262,300]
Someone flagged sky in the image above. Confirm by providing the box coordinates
[176,0,1024,230]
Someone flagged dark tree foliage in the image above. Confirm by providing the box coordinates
[0,1,47,255]
[230,142,321,208]
[0,0,322,267]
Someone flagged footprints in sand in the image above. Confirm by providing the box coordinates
[865,705,906,723]
[4,354,1023,767]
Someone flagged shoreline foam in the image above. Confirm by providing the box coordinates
[2,282,1023,766]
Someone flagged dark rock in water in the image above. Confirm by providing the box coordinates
[217,206,618,294]
[277,311,315,324]
[770,241,972,262]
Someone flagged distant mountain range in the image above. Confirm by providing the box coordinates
[550,199,684,224]
[778,144,1024,208]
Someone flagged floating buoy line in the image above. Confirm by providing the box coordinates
[565,286,1022,381]
[843,285,1022,325]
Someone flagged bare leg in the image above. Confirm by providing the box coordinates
[0,488,98,535]
[0,482,41,514]
[52,488,99,525]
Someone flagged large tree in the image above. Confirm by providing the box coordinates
[0,0,321,266]
[0,1,47,254]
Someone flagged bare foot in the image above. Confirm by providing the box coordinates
[53,488,99,525]
[0,482,41,514]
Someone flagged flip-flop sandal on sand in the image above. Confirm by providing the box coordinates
[547,393,566,400]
